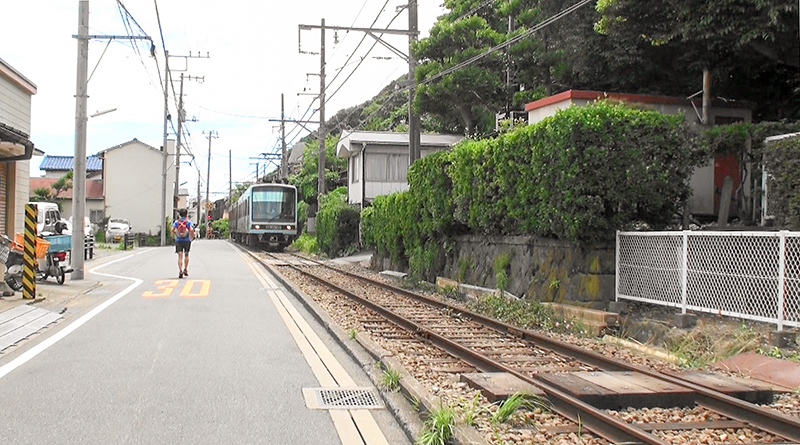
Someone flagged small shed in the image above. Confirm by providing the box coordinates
[525,90,753,218]
[336,131,463,207]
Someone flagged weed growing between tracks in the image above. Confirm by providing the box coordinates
[467,293,591,337]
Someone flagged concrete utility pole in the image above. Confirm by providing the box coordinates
[408,0,421,164]
[71,0,89,280]
[204,131,218,228]
[160,50,170,247]
[229,149,232,199]
[173,74,204,217]
[174,73,185,217]
[298,11,419,168]
[318,18,327,197]
[280,93,288,180]
[72,2,152,274]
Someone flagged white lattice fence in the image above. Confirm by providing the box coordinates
[616,231,800,330]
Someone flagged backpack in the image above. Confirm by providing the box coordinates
[176,219,189,238]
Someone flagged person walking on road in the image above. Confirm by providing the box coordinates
[171,209,195,278]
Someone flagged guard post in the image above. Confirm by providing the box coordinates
[22,204,37,300]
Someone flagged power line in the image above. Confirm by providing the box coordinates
[353,0,593,130]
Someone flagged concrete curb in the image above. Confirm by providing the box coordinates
[262,254,490,445]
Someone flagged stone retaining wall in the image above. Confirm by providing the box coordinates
[373,235,616,309]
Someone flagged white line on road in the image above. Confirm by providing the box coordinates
[0,250,149,380]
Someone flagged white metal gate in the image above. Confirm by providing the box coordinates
[616,231,800,330]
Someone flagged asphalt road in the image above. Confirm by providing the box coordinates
[0,240,396,445]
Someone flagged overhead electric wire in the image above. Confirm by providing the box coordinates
[352,0,593,130]
[325,5,403,105]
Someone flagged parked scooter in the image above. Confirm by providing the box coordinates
[0,233,73,291]
[0,234,24,292]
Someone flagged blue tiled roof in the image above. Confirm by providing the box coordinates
[39,155,102,172]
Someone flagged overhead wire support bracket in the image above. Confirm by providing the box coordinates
[298,23,417,58]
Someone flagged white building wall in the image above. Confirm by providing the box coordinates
[104,140,175,235]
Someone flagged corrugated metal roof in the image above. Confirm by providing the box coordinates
[39,155,102,172]
[336,131,464,158]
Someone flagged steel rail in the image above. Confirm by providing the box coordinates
[288,253,800,443]
[276,258,669,445]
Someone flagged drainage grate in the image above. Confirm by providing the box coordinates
[303,387,384,410]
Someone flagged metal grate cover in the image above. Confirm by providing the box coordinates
[303,387,384,410]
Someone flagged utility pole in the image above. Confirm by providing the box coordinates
[298,13,418,167]
[72,2,152,273]
[408,0,421,164]
[204,131,218,233]
[160,50,170,247]
[173,74,204,218]
[318,18,327,197]
[72,0,89,280]
[281,93,287,180]
[229,149,232,199]
[174,73,185,218]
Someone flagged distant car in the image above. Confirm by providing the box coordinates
[66,216,93,236]
[105,218,131,242]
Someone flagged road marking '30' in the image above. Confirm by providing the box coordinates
[142,279,211,298]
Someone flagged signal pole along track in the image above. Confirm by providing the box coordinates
[249,249,800,445]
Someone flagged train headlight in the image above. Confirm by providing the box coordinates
[254,224,261,230]
[286,225,293,230]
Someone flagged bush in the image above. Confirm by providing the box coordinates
[362,101,702,265]
[316,187,360,257]
[445,100,702,242]
[211,218,229,238]
[765,135,800,228]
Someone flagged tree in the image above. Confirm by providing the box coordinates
[414,13,506,135]
[595,0,800,120]
[288,135,347,209]
[30,171,73,203]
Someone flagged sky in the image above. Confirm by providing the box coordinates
[0,0,447,200]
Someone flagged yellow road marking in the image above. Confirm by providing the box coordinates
[240,252,390,445]
[141,280,210,298]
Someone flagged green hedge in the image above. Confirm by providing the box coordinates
[316,187,361,257]
[362,101,702,256]
[765,136,800,228]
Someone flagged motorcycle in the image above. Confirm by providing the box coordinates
[1,233,72,291]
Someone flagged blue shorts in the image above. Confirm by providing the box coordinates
[175,240,191,253]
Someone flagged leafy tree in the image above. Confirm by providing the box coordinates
[414,13,506,135]
[595,0,800,120]
[288,135,347,209]
[30,171,73,203]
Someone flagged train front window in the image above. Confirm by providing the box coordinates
[251,188,295,222]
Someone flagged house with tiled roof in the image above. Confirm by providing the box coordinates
[38,155,102,179]
[29,177,104,224]
[30,138,177,237]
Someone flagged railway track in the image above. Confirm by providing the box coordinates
[255,250,800,445]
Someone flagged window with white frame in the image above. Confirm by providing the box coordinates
[365,153,408,181]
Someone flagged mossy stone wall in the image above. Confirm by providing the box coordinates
[444,235,615,309]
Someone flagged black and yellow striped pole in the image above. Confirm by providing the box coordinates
[22,204,37,300]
